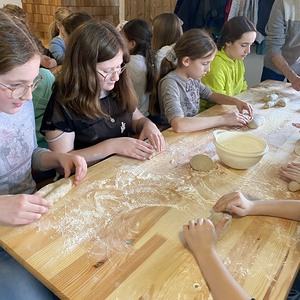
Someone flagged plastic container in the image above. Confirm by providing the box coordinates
[213,130,269,169]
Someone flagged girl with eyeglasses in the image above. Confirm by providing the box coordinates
[41,19,164,166]
[0,10,87,300]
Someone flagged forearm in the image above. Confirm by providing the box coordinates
[171,116,227,133]
[271,54,298,81]
[209,93,239,106]
[195,250,250,300]
[249,200,300,221]
[67,139,118,165]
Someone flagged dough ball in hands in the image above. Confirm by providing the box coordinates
[288,181,300,192]
[209,212,232,240]
[248,115,265,129]
[294,140,300,156]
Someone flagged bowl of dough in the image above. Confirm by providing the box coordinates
[213,130,269,169]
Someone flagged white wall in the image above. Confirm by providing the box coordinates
[244,46,265,88]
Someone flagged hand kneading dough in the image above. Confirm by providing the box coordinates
[38,178,73,205]
[209,212,232,240]
[294,140,300,156]
[248,115,265,129]
[288,181,300,192]
[263,93,278,102]
[275,97,290,107]
[190,154,213,171]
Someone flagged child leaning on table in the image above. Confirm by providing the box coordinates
[183,191,300,300]
[0,11,87,300]
[154,28,253,133]
[40,19,164,166]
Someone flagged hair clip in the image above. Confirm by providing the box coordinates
[166,49,178,65]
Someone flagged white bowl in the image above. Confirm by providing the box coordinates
[213,130,269,169]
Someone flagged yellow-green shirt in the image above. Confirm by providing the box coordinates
[202,49,247,96]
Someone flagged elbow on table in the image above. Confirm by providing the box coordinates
[170,118,186,133]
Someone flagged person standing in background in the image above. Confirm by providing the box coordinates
[261,0,300,91]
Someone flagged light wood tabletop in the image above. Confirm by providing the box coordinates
[0,80,299,299]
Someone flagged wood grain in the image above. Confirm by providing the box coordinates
[0,81,299,299]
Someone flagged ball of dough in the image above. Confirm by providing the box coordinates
[209,212,232,240]
[294,140,300,156]
[288,181,300,192]
[248,115,265,129]
[275,97,290,107]
[263,101,276,109]
[263,93,278,102]
[190,154,213,171]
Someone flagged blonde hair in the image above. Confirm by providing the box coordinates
[49,7,72,39]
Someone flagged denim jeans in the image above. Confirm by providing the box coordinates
[261,66,286,82]
[288,270,300,300]
[0,248,58,300]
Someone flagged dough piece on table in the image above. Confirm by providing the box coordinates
[294,140,300,156]
[209,212,232,240]
[248,115,265,129]
[275,97,290,107]
[288,181,300,192]
[190,154,213,171]
[263,93,278,102]
[38,178,73,205]
[263,101,276,109]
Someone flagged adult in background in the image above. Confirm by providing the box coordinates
[261,0,300,91]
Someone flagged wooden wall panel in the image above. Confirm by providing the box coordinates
[124,0,177,23]
[22,0,177,46]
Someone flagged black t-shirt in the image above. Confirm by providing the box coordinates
[40,91,133,150]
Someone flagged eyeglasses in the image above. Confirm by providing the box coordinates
[0,74,43,99]
[97,64,126,82]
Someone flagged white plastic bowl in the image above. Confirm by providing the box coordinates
[213,130,269,169]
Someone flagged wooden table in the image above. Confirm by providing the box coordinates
[1,80,299,299]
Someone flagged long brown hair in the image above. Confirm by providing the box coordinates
[122,19,155,93]
[152,13,183,52]
[49,7,72,39]
[55,19,138,119]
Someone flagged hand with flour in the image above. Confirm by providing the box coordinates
[183,216,251,300]
[213,191,300,221]
[182,192,300,300]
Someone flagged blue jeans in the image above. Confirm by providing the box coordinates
[0,248,58,300]
[288,270,300,300]
[261,66,286,82]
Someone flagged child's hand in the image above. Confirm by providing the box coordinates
[139,121,165,152]
[41,55,57,69]
[213,191,253,217]
[235,100,253,117]
[279,162,300,183]
[56,153,87,184]
[0,194,49,225]
[183,218,217,254]
[223,112,250,127]
[292,123,300,130]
